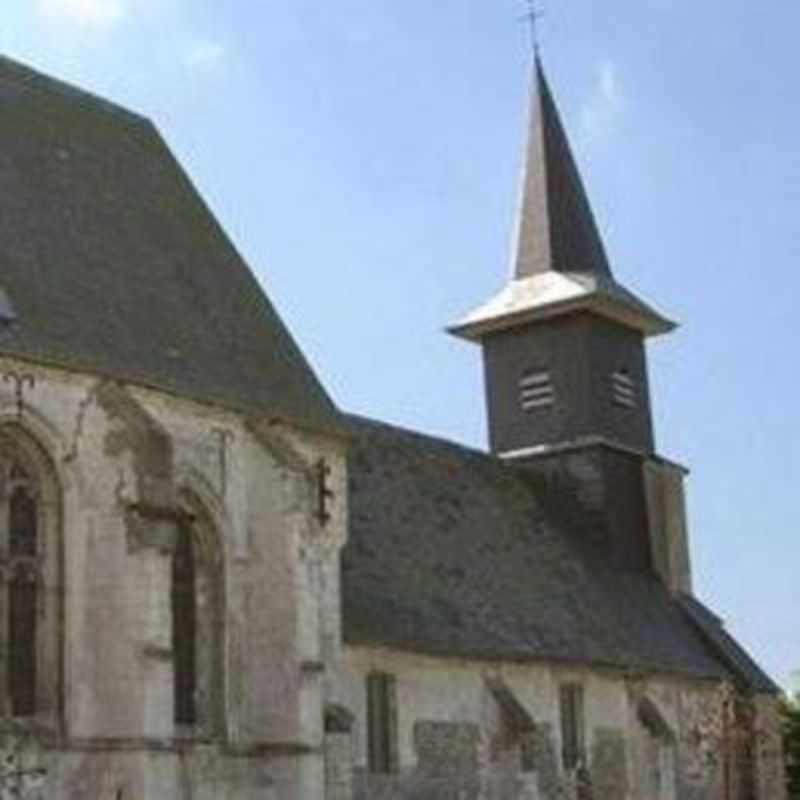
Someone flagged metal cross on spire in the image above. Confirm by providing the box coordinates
[521,0,544,55]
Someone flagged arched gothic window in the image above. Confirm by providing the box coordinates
[170,492,222,737]
[0,428,61,725]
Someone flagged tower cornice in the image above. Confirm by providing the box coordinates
[448,270,676,341]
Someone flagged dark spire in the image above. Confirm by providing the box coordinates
[512,56,612,279]
[450,57,675,340]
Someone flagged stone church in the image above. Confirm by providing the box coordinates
[0,50,786,800]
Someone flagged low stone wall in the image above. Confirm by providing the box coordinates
[336,647,785,800]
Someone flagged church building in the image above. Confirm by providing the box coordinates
[0,50,786,800]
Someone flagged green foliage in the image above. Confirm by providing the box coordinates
[780,693,800,799]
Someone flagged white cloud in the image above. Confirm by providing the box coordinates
[36,0,127,28]
[581,60,623,143]
[183,39,227,71]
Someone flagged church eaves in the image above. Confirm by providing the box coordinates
[0,56,342,434]
[450,57,676,341]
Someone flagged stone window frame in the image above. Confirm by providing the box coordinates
[0,424,62,732]
[171,488,225,741]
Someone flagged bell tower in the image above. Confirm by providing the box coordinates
[450,58,690,590]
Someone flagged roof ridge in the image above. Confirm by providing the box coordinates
[345,413,497,463]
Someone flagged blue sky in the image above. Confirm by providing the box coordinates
[3,0,798,691]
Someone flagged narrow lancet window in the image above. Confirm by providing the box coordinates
[0,438,61,726]
[559,683,585,770]
[7,471,39,717]
[169,495,222,738]
[10,484,37,557]
[9,572,37,716]
[367,672,397,774]
[172,521,197,726]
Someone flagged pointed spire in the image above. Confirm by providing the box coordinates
[449,57,676,341]
[512,56,612,279]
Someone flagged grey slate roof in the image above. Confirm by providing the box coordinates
[0,56,340,432]
[343,415,771,688]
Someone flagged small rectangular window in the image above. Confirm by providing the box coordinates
[559,683,585,770]
[611,369,637,409]
[367,672,397,774]
[520,370,554,411]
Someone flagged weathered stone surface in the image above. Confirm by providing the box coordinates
[589,727,626,800]
[0,357,347,799]
[0,356,780,800]
[326,731,354,800]
[337,648,785,800]
[752,693,788,800]
[531,723,562,800]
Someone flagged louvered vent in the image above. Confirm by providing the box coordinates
[612,369,636,409]
[519,370,554,411]
[0,287,17,329]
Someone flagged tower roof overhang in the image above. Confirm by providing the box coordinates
[448,270,677,341]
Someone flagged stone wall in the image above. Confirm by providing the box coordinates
[0,355,348,799]
[337,646,784,800]
[752,693,788,800]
